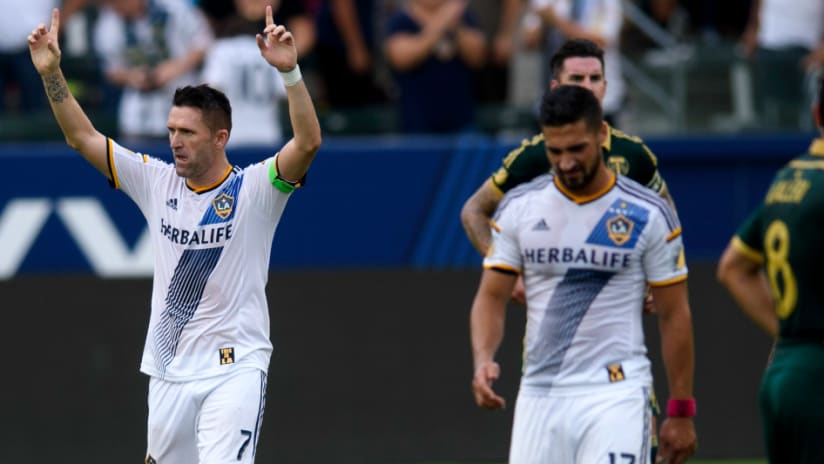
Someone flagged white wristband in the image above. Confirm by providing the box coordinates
[279,64,302,87]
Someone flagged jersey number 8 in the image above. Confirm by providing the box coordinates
[764,220,797,319]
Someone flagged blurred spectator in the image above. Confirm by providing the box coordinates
[94,0,213,141]
[384,0,487,134]
[469,0,522,103]
[740,0,824,129]
[199,0,316,59]
[315,0,388,108]
[645,0,688,39]
[0,0,85,113]
[524,0,625,126]
[201,0,291,148]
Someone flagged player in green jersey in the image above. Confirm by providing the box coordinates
[717,77,824,464]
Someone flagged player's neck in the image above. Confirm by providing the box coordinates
[186,162,233,192]
[574,166,615,200]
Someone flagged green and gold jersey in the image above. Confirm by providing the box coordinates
[490,125,666,196]
[734,138,824,339]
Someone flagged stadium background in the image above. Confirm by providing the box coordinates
[0,132,804,463]
[2,0,814,461]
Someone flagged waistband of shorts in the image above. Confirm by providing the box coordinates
[519,378,651,397]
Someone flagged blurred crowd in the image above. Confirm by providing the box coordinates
[1,0,823,141]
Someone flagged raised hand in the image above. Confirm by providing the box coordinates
[28,8,62,76]
[256,5,298,72]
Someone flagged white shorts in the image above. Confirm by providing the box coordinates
[145,367,267,464]
[509,384,652,464]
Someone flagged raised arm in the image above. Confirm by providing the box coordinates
[29,8,108,177]
[256,6,322,183]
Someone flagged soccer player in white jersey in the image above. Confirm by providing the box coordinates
[469,86,696,464]
[29,6,321,463]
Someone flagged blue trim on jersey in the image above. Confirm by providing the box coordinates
[253,371,267,457]
[201,171,244,225]
[527,268,616,383]
[155,247,223,377]
[586,198,650,249]
[615,177,679,232]
[642,385,652,462]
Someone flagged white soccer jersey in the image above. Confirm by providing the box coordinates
[201,36,287,148]
[107,139,290,381]
[485,173,687,393]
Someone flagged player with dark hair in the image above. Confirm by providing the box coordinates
[470,85,697,464]
[29,6,321,463]
[462,38,671,273]
[717,77,824,463]
[461,37,673,461]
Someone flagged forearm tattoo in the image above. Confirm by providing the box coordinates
[44,73,68,103]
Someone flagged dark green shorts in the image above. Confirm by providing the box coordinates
[760,341,824,463]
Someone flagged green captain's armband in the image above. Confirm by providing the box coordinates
[268,157,302,193]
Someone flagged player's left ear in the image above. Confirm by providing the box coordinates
[813,103,822,129]
[214,129,230,149]
[597,120,608,145]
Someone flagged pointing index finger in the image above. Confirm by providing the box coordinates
[265,5,273,28]
[51,8,60,35]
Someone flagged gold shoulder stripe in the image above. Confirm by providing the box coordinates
[648,274,688,287]
[642,144,659,166]
[107,138,120,190]
[610,127,643,144]
[483,263,522,275]
[789,159,824,170]
[502,133,544,168]
[666,227,682,242]
[731,236,764,264]
[809,138,824,156]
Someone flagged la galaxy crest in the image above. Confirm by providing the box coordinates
[606,214,634,246]
[212,192,234,219]
[585,199,649,249]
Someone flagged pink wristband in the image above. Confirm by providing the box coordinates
[667,398,697,417]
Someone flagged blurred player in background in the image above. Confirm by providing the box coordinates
[29,6,321,463]
[524,0,625,125]
[201,0,293,148]
[470,85,696,464]
[94,0,213,141]
[717,77,824,464]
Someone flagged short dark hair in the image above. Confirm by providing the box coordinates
[550,38,605,80]
[539,85,603,131]
[172,84,232,134]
